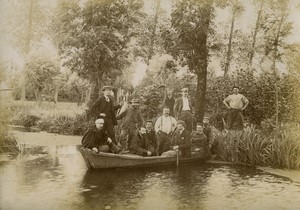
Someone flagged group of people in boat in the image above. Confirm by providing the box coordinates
[82,85,249,158]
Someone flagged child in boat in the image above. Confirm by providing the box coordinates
[81,118,121,153]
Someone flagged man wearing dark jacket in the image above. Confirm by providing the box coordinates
[90,86,120,142]
[161,120,191,157]
[81,118,121,153]
[163,89,175,117]
[116,99,143,149]
[174,87,193,132]
[131,127,155,156]
[146,120,157,155]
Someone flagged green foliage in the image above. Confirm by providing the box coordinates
[0,105,19,154]
[215,124,300,169]
[37,113,91,135]
[25,44,60,101]
[206,69,300,126]
[53,0,144,95]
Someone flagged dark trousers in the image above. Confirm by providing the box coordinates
[179,111,193,133]
[104,118,116,142]
[227,108,244,130]
[157,132,171,156]
[118,126,138,150]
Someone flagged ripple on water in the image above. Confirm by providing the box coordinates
[1,146,300,210]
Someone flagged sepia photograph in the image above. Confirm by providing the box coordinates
[0,0,300,209]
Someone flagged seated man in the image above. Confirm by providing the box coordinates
[191,123,209,153]
[161,120,191,158]
[131,127,155,157]
[146,120,158,155]
[81,118,121,153]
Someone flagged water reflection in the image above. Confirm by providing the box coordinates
[1,145,300,210]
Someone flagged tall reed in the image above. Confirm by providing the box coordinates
[215,124,300,169]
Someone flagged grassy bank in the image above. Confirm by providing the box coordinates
[9,101,92,135]
[0,104,19,154]
[215,124,300,170]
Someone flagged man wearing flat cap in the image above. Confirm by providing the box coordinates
[174,87,193,132]
[90,86,121,143]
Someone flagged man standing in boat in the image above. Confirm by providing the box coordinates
[163,89,176,117]
[154,107,177,155]
[116,99,143,150]
[81,118,121,153]
[223,86,249,130]
[131,127,155,156]
[174,87,193,133]
[90,86,120,143]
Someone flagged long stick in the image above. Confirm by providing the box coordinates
[176,149,179,167]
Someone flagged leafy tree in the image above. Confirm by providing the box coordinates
[53,0,144,99]
[25,45,60,103]
[169,0,214,122]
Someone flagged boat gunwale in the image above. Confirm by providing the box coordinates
[80,147,204,161]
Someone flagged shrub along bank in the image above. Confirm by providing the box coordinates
[9,101,92,136]
[0,106,19,154]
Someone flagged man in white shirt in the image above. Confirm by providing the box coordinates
[155,107,177,155]
[174,87,193,132]
[223,86,249,130]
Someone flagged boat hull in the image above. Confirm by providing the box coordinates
[79,147,208,169]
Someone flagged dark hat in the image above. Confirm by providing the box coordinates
[102,86,112,91]
[177,120,186,126]
[232,85,240,89]
[130,99,140,105]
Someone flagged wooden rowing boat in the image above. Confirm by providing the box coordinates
[79,147,208,169]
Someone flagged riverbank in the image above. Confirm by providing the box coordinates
[10,130,81,146]
[258,167,300,183]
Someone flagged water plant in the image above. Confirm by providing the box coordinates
[215,124,300,170]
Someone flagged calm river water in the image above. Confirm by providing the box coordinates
[1,137,300,210]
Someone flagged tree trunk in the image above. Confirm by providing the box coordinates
[272,15,285,128]
[21,0,34,101]
[147,0,161,63]
[54,85,59,104]
[224,8,236,77]
[35,88,42,106]
[195,4,211,122]
[249,0,264,70]
[85,85,92,104]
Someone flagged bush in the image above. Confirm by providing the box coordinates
[0,105,19,154]
[215,124,300,169]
